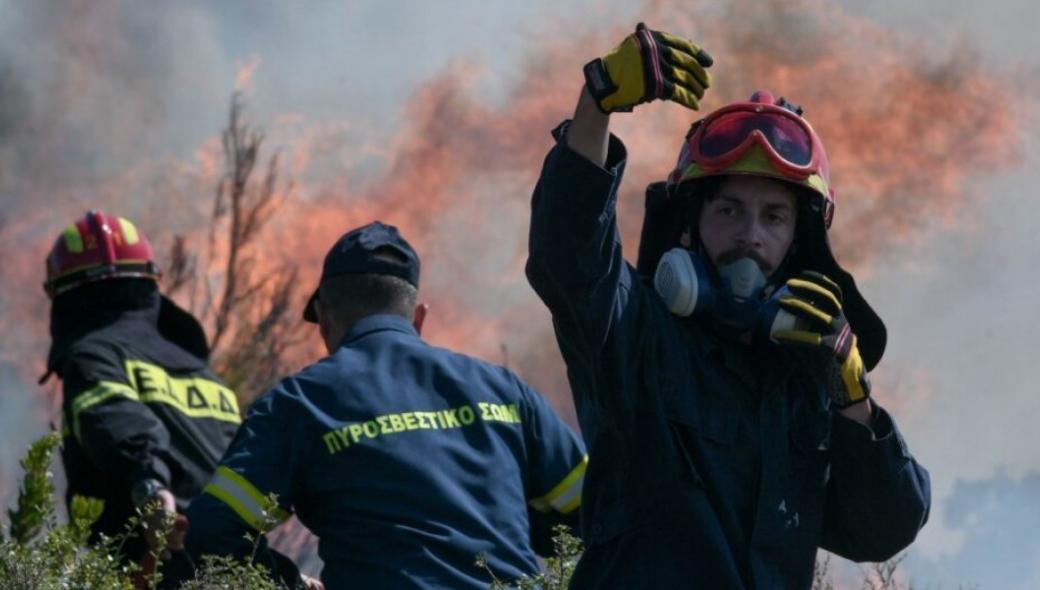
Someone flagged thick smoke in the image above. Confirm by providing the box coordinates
[900,470,1040,590]
[3,0,1024,396]
[0,0,1037,585]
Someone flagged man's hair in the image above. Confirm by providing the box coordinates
[685,175,815,237]
[317,247,418,325]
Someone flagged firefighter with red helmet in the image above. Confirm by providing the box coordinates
[526,24,931,588]
[42,211,241,587]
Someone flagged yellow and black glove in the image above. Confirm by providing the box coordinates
[772,271,871,409]
[584,22,713,113]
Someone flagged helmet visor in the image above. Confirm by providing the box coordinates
[698,111,813,167]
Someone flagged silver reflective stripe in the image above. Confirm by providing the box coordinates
[549,473,584,513]
[205,468,268,529]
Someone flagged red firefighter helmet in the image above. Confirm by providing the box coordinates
[43,210,161,298]
[640,91,887,371]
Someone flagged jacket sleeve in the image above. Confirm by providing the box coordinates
[185,381,306,588]
[61,346,174,489]
[524,121,642,409]
[819,403,931,561]
[518,377,587,555]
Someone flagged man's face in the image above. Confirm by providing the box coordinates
[697,176,799,277]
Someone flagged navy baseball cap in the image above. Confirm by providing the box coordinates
[303,221,421,322]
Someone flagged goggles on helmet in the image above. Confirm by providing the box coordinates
[668,91,835,228]
[694,106,818,175]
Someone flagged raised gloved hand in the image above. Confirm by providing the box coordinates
[584,22,713,113]
[771,271,871,409]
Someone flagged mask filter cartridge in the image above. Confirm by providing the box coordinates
[654,248,807,338]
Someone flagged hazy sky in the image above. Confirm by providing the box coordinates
[833,1,1040,585]
[1,1,1037,587]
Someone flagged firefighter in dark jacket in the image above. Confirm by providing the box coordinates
[525,24,931,589]
[42,210,240,585]
[185,221,588,590]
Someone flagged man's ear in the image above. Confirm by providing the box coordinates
[412,303,429,335]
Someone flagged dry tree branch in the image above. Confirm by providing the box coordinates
[860,553,908,590]
[163,235,196,298]
[211,93,263,353]
[161,91,307,401]
[182,92,307,400]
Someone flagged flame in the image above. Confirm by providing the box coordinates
[252,0,1026,389]
[234,55,262,93]
[5,0,1027,416]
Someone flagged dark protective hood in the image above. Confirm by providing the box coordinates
[157,295,210,362]
[636,181,887,371]
[45,279,210,377]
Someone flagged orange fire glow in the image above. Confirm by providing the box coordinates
[234,0,1025,391]
[6,0,1026,408]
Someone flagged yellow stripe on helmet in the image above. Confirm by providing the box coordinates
[676,144,830,202]
[63,225,84,254]
[117,217,140,245]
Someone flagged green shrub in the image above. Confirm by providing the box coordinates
[2,433,929,589]
[477,524,582,590]
[0,433,289,590]
[478,526,923,590]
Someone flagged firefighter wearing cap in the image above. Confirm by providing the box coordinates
[42,211,240,587]
[184,221,588,590]
[525,23,930,588]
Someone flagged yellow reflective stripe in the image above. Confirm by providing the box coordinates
[530,454,587,514]
[70,381,140,442]
[71,381,140,415]
[117,217,140,245]
[138,393,242,424]
[124,360,241,425]
[63,224,84,253]
[204,466,290,530]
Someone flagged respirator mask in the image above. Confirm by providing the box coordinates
[653,247,800,339]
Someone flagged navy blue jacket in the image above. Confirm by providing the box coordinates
[186,314,587,589]
[525,125,931,589]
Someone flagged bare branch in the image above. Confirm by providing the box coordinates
[164,235,196,297]
[211,94,262,353]
[812,552,834,590]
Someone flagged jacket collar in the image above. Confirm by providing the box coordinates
[338,313,417,348]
